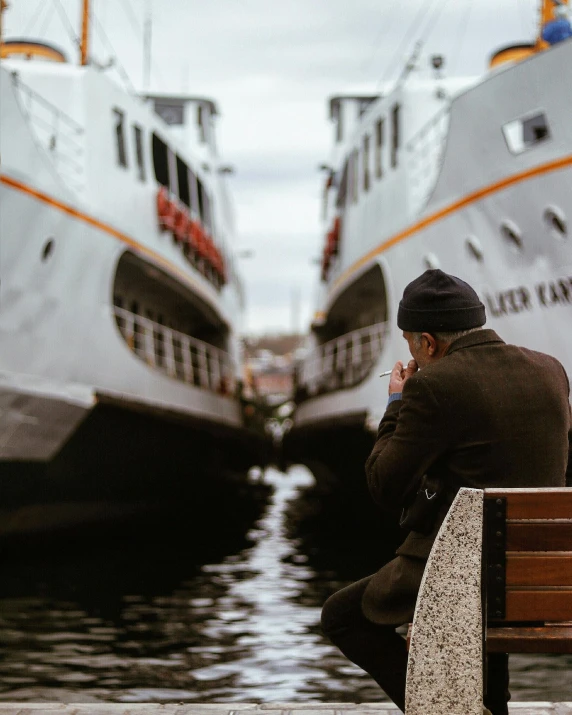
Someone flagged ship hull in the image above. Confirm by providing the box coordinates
[286,40,572,488]
[0,394,269,538]
[0,61,268,535]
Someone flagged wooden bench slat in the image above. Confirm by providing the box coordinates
[506,522,572,551]
[503,590,572,621]
[408,490,572,665]
[408,622,572,653]
[487,625,572,653]
[506,554,572,586]
[485,489,572,519]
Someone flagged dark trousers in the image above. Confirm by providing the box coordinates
[321,575,510,714]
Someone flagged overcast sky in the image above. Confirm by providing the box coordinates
[5,0,540,334]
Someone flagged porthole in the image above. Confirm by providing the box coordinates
[544,206,567,239]
[466,236,484,262]
[423,253,440,269]
[41,238,55,262]
[502,111,551,155]
[501,221,523,252]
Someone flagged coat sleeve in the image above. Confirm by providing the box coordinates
[365,374,454,511]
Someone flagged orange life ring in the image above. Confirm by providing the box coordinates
[333,215,341,236]
[188,221,200,250]
[173,206,189,243]
[207,238,219,266]
[192,225,207,259]
[200,232,212,261]
[217,250,227,283]
[157,186,176,231]
[157,186,170,216]
[327,229,338,255]
[199,234,208,259]
[214,247,224,276]
[187,219,201,250]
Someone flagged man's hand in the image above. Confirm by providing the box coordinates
[388,359,418,395]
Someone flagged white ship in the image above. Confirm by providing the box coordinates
[285,1,572,486]
[0,4,267,529]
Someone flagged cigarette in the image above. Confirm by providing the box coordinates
[379,369,393,377]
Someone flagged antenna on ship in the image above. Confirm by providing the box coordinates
[80,0,90,65]
[395,40,422,90]
[143,0,152,89]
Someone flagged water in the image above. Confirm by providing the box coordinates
[0,466,570,704]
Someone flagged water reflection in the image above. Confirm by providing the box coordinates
[189,467,332,702]
[0,467,381,703]
[0,466,570,704]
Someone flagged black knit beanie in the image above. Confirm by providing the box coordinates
[397,269,486,332]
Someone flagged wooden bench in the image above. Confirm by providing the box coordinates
[405,487,572,715]
[483,488,572,655]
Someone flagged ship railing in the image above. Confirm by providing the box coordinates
[297,321,389,397]
[406,104,450,215]
[114,306,236,396]
[11,71,86,193]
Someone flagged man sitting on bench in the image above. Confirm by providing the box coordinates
[321,269,572,715]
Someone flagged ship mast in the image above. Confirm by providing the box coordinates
[80,0,90,66]
[143,4,152,89]
[0,0,9,57]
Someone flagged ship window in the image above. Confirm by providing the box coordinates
[197,105,207,143]
[336,158,349,209]
[424,253,440,269]
[350,149,359,204]
[336,106,343,143]
[363,134,370,192]
[375,118,384,179]
[152,132,170,188]
[544,206,567,239]
[133,124,145,181]
[501,220,523,251]
[176,155,190,208]
[42,238,55,262]
[197,177,206,223]
[113,108,128,168]
[466,236,484,262]
[131,300,142,352]
[391,104,400,168]
[167,151,178,195]
[188,168,199,216]
[502,111,551,154]
[347,153,354,204]
[154,101,184,126]
[197,178,204,222]
[201,187,213,234]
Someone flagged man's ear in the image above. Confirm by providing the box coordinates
[422,333,437,355]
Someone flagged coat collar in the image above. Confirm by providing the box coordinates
[445,328,504,356]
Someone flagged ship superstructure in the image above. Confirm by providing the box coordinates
[0,13,266,525]
[285,2,572,486]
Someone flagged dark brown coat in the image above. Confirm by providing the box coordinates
[362,329,572,624]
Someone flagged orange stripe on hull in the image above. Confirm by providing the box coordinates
[332,154,572,295]
[0,173,211,302]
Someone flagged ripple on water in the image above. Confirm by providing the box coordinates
[0,465,571,703]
